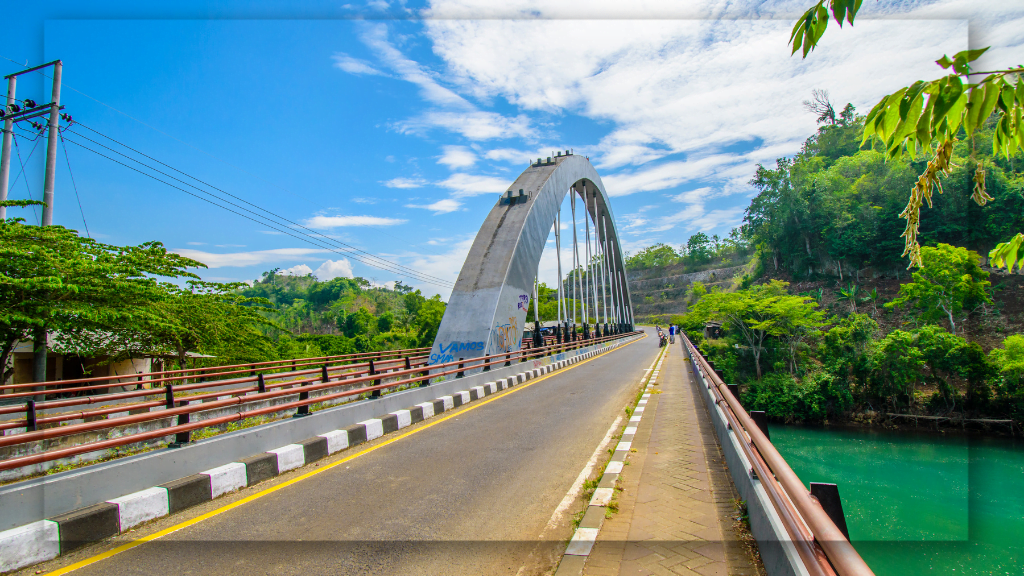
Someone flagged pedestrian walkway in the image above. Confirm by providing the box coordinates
[585,346,762,576]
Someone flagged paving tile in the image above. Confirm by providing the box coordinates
[583,349,761,576]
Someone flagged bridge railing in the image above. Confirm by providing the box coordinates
[0,331,640,473]
[0,347,432,398]
[682,334,873,576]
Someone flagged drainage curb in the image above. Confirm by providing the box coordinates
[555,344,667,575]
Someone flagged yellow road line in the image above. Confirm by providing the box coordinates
[44,334,647,575]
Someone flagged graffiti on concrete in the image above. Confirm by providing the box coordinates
[516,293,530,312]
[491,316,520,353]
[429,341,485,365]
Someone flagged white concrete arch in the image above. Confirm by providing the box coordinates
[428,153,635,370]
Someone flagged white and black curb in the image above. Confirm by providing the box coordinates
[0,341,623,573]
[556,346,667,575]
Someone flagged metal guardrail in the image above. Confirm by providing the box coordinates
[682,334,873,576]
[0,332,639,473]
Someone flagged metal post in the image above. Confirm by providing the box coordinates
[40,61,61,226]
[0,75,15,220]
[172,400,191,446]
[295,382,310,417]
[165,384,174,409]
[456,358,464,378]
[257,373,266,393]
[321,364,329,383]
[810,483,850,541]
[25,400,36,432]
[369,360,382,397]
[750,410,770,440]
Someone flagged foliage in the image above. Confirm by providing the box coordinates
[886,244,991,335]
[743,371,852,422]
[989,334,1024,420]
[989,232,1024,273]
[686,280,824,379]
[790,2,1024,268]
[625,243,681,269]
[0,207,204,379]
[868,330,925,411]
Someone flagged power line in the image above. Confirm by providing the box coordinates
[69,122,453,286]
[61,135,454,288]
[58,132,90,238]
[0,53,448,258]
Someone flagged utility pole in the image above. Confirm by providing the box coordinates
[1,60,63,386]
[0,74,15,220]
[41,61,62,226]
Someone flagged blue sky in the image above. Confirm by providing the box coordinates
[4,1,1022,299]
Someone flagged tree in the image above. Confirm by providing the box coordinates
[886,244,991,335]
[686,232,714,264]
[414,296,446,346]
[791,2,1024,268]
[0,205,203,382]
[689,280,823,380]
[870,329,925,410]
[625,243,680,269]
[803,88,836,125]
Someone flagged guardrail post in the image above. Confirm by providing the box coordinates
[295,381,310,417]
[257,373,266,394]
[750,410,770,440]
[504,354,511,367]
[250,364,256,377]
[25,400,37,432]
[810,483,850,540]
[165,384,174,409]
[136,375,144,390]
[170,400,191,447]
[727,384,739,400]
[370,360,382,398]
[456,358,465,378]
[404,357,412,372]
[321,364,329,384]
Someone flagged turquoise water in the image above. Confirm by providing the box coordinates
[770,425,1023,575]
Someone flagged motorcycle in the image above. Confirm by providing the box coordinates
[658,331,668,347]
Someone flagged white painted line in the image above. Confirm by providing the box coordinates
[391,409,412,429]
[615,441,632,452]
[202,462,247,498]
[606,461,624,474]
[319,430,349,454]
[416,401,435,419]
[543,415,623,535]
[269,444,305,473]
[624,426,637,435]
[565,528,600,556]
[590,487,614,507]
[0,520,60,572]
[360,419,385,441]
[107,487,169,531]
[629,415,641,423]
[440,396,455,410]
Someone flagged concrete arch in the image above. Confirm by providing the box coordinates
[428,153,635,369]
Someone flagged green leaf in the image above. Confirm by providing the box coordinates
[977,79,1002,128]
[849,0,863,24]
[930,75,964,132]
[966,84,986,135]
[953,47,990,64]
[916,102,933,149]
[944,92,968,136]
[936,55,954,69]
[999,82,1015,112]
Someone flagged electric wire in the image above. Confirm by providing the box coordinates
[69,122,452,286]
[0,54,448,259]
[58,131,91,238]
[60,136,453,288]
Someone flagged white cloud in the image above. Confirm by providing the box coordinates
[332,53,387,76]
[304,215,407,228]
[393,236,475,299]
[314,259,355,280]
[174,247,329,269]
[437,173,511,197]
[438,145,478,169]
[382,177,427,188]
[186,241,205,246]
[279,264,314,277]
[408,198,463,214]
[395,110,534,140]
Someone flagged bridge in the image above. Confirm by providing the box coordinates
[0,157,872,576]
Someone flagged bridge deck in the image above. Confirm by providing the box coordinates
[585,345,761,576]
[22,338,660,576]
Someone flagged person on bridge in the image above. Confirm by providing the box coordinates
[669,324,676,344]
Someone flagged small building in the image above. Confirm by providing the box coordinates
[703,321,724,340]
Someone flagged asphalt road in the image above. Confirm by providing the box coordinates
[40,334,662,576]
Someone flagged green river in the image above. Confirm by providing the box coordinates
[771,425,1023,575]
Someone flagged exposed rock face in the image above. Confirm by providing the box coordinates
[628,263,749,320]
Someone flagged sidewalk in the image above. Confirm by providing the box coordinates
[584,346,761,576]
